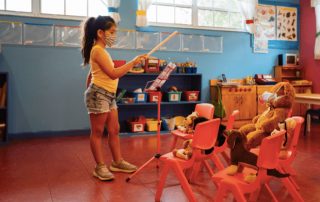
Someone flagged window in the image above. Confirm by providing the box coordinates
[41,0,107,17]
[0,0,5,10]
[2,0,32,12]
[148,0,244,31]
[0,0,108,19]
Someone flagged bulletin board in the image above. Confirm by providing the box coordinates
[252,0,299,51]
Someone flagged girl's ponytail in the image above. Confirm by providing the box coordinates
[81,17,96,66]
[80,16,116,66]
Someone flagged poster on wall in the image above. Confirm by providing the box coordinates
[276,6,298,41]
[253,38,269,53]
[254,5,276,40]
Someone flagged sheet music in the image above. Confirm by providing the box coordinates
[144,62,176,91]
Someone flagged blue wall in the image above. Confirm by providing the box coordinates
[0,0,299,135]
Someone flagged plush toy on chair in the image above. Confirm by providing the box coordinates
[239,82,295,149]
[177,111,199,134]
[172,139,193,160]
[225,130,290,183]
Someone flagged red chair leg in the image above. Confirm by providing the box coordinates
[228,182,247,202]
[214,182,228,202]
[279,166,300,191]
[265,183,279,202]
[249,187,262,202]
[281,178,304,202]
[155,162,170,202]
[221,151,230,164]
[188,162,202,183]
[172,161,196,202]
[211,154,225,171]
[204,160,215,177]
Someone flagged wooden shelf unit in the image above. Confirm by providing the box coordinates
[275,65,302,82]
[117,73,202,135]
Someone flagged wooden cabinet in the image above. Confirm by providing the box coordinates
[275,65,302,82]
[211,85,257,121]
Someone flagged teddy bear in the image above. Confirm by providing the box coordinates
[239,82,295,149]
[172,139,193,160]
[177,111,198,134]
[225,130,290,183]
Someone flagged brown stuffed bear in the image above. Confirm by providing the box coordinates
[239,82,295,149]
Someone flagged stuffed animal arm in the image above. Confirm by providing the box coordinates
[172,139,193,160]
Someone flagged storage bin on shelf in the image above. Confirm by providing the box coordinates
[146,118,162,132]
[144,58,160,73]
[127,116,146,132]
[166,91,182,102]
[183,91,199,101]
[148,91,162,102]
[133,92,147,103]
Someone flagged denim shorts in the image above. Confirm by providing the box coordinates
[84,83,117,114]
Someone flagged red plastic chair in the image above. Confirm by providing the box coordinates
[277,116,304,191]
[251,116,304,192]
[212,130,304,202]
[170,103,214,150]
[155,119,221,202]
[210,110,240,171]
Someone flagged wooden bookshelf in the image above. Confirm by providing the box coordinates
[274,65,302,82]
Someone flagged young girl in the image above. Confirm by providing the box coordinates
[81,16,147,181]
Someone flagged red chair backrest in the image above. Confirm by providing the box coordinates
[288,116,304,151]
[192,118,220,150]
[195,103,214,120]
[257,131,285,169]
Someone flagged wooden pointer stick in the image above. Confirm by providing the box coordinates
[146,31,179,57]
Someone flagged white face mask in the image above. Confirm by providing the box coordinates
[259,91,277,104]
[104,33,116,47]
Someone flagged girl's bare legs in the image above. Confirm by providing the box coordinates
[89,113,108,164]
[106,109,137,172]
[105,109,122,162]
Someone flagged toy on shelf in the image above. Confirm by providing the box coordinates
[183,91,200,101]
[129,64,145,74]
[165,86,181,102]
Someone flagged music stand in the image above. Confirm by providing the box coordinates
[126,62,176,182]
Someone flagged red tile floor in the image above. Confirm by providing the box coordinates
[0,122,319,202]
